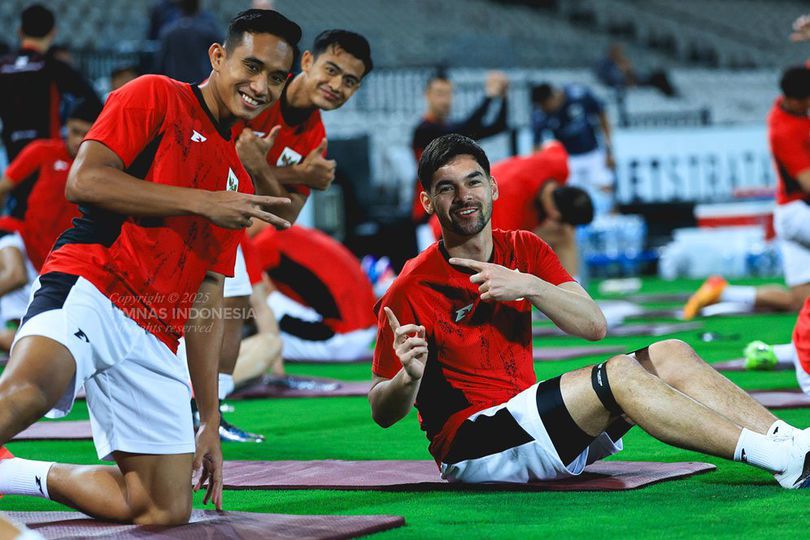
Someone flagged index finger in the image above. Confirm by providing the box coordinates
[383,306,400,333]
[248,194,292,206]
[448,257,487,271]
[247,207,290,229]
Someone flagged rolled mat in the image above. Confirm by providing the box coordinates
[712,358,792,372]
[750,390,810,409]
[222,460,715,492]
[13,421,92,441]
[7,510,404,540]
[533,345,625,361]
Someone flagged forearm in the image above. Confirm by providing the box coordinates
[598,112,613,148]
[184,274,225,423]
[251,164,307,223]
[525,277,607,340]
[369,370,421,428]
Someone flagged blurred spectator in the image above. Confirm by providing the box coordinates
[411,70,509,247]
[251,0,275,8]
[791,14,810,42]
[531,82,614,215]
[47,43,74,66]
[155,0,222,83]
[0,4,101,162]
[147,0,181,41]
[595,43,676,97]
[110,65,140,92]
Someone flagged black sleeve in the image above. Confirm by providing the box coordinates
[49,59,103,109]
[412,120,448,159]
[450,96,509,141]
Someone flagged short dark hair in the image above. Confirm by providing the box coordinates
[531,83,554,105]
[225,9,302,54]
[67,98,102,124]
[780,66,810,100]
[21,4,55,38]
[426,67,450,90]
[552,186,594,225]
[312,29,373,76]
[418,134,490,191]
[111,64,139,79]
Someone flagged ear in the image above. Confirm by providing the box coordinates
[490,175,499,201]
[420,191,433,215]
[209,43,225,72]
[300,50,314,73]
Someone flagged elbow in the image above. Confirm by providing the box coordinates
[586,315,608,341]
[65,167,99,205]
[370,406,395,429]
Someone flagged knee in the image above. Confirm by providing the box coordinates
[648,339,702,381]
[132,498,192,526]
[604,354,645,385]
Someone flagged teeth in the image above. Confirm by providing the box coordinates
[459,208,476,215]
[240,92,259,106]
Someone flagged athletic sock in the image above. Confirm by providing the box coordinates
[0,457,54,498]
[719,285,757,306]
[773,343,798,365]
[218,373,235,400]
[767,419,799,438]
[734,428,789,473]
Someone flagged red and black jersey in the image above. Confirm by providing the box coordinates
[3,138,80,270]
[768,98,810,205]
[41,75,251,352]
[251,225,376,333]
[235,84,326,197]
[794,297,810,376]
[373,229,573,462]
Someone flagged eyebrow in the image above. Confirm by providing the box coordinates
[466,171,484,179]
[243,56,264,67]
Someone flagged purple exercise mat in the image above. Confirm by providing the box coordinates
[13,421,92,441]
[750,390,810,409]
[533,345,625,361]
[222,460,715,492]
[712,358,792,372]
[625,292,691,303]
[286,355,373,364]
[533,322,703,338]
[229,377,371,399]
[8,510,404,540]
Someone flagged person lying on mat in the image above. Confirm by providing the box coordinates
[368,133,810,488]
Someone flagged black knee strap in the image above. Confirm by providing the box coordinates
[591,362,624,416]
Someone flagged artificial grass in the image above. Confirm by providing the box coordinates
[2,277,809,539]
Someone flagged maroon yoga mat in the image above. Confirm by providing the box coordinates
[229,377,371,399]
[222,460,715,492]
[712,358,792,372]
[286,355,373,364]
[625,292,691,303]
[750,390,810,409]
[533,345,625,361]
[533,322,703,338]
[8,510,404,540]
[13,421,92,441]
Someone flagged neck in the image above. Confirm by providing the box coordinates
[443,224,494,262]
[285,74,315,110]
[782,98,807,116]
[198,76,234,127]
[20,37,49,53]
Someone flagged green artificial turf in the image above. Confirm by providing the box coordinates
[2,277,809,539]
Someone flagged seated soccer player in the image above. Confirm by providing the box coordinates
[369,134,810,488]
[0,99,100,350]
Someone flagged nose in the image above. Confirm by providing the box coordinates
[249,75,268,99]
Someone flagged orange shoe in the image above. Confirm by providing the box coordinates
[683,275,728,320]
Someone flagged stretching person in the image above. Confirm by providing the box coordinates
[370,134,810,488]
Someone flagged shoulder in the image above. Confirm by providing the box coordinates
[110,74,179,102]
[497,228,548,252]
[565,84,590,99]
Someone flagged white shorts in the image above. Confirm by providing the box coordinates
[440,379,624,483]
[568,149,615,216]
[267,290,375,361]
[774,201,810,286]
[0,232,37,326]
[223,245,251,298]
[12,274,194,461]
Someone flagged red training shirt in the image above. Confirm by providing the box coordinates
[768,98,810,205]
[372,229,573,463]
[42,75,252,352]
[3,138,80,270]
[793,297,810,376]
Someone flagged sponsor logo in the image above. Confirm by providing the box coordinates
[35,475,43,495]
[454,303,474,322]
[277,147,303,167]
[190,130,207,143]
[74,329,89,343]
[54,160,68,171]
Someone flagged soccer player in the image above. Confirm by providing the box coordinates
[370,134,810,488]
[0,99,101,350]
[531,82,615,216]
[684,66,810,323]
[210,29,373,440]
[0,9,301,523]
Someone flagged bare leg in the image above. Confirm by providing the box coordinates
[561,355,742,458]
[218,295,249,376]
[47,452,193,525]
[232,332,283,385]
[754,283,810,312]
[634,339,777,434]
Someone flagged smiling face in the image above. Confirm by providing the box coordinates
[422,154,498,238]
[65,118,92,157]
[298,45,365,110]
[209,31,295,121]
[426,78,453,120]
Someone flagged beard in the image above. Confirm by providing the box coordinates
[440,201,491,236]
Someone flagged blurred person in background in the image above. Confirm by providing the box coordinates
[155,0,222,83]
[595,43,676,98]
[531,82,614,216]
[109,65,140,93]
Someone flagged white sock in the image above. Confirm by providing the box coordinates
[0,457,54,498]
[719,285,757,306]
[734,428,789,473]
[773,343,798,365]
[218,373,235,400]
[767,419,799,438]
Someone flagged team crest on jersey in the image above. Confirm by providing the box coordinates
[190,130,207,143]
[277,147,303,167]
[53,160,68,171]
[226,167,239,191]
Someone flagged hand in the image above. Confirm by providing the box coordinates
[791,14,810,41]
[201,191,291,229]
[384,307,427,382]
[236,126,280,175]
[295,138,336,191]
[449,258,532,302]
[605,150,616,170]
[193,421,223,511]
[485,71,509,98]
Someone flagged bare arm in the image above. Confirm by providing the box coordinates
[598,111,615,169]
[797,169,810,193]
[449,258,606,341]
[0,246,28,297]
[271,138,335,191]
[184,271,225,510]
[368,308,427,428]
[0,177,14,210]
[67,140,292,229]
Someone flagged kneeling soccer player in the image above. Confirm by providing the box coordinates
[369,134,810,488]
